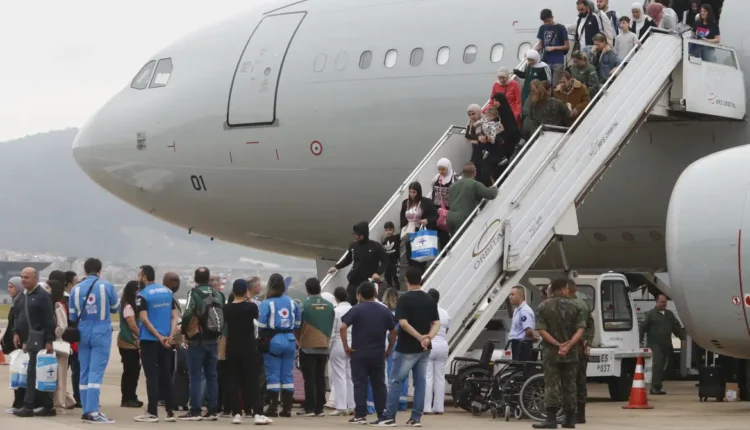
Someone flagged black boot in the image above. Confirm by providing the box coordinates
[264,391,279,417]
[576,404,586,424]
[532,407,558,429]
[280,390,294,418]
[561,410,576,429]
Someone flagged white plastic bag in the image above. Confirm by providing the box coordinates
[409,228,439,262]
[35,352,58,392]
[10,350,29,389]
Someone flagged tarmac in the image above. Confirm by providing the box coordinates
[0,337,748,429]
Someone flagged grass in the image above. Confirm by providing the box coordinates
[0,303,120,323]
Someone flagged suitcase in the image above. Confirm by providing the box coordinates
[173,346,190,410]
[698,365,726,402]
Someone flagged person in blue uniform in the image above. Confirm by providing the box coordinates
[508,286,537,361]
[257,273,301,418]
[133,265,178,423]
[68,258,120,424]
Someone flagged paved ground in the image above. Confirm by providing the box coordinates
[0,337,748,429]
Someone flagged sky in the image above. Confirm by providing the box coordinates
[0,0,273,142]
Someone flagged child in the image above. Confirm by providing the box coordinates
[615,16,639,64]
[382,222,400,290]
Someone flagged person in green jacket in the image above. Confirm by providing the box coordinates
[566,279,594,424]
[568,51,601,97]
[446,162,499,236]
[513,49,552,107]
[639,293,686,395]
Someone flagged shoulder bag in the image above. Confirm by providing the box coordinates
[62,278,98,343]
[24,288,47,353]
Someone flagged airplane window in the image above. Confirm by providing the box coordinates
[463,45,477,64]
[384,49,398,68]
[335,52,348,71]
[314,54,327,72]
[410,48,424,66]
[131,60,156,90]
[149,58,173,88]
[437,46,450,65]
[517,42,532,62]
[359,51,372,69]
[490,44,504,63]
[600,279,634,331]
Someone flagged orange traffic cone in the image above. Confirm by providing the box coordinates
[0,350,7,366]
[622,356,653,409]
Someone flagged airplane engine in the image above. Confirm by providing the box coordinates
[666,145,750,359]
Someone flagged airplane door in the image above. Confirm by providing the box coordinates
[227,12,306,126]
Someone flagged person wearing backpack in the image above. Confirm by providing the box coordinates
[178,267,225,421]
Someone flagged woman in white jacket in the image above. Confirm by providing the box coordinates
[328,287,355,416]
[423,289,451,415]
[48,280,77,412]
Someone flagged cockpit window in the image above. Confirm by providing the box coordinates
[131,61,156,90]
[149,58,173,88]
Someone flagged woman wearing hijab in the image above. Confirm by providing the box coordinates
[431,158,458,250]
[3,277,25,414]
[483,67,521,125]
[631,2,657,40]
[465,104,492,186]
[513,50,552,107]
[400,182,438,271]
[647,1,679,31]
[49,280,77,413]
[491,92,521,160]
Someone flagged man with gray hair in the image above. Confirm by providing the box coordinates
[13,268,56,417]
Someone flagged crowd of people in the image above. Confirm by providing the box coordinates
[2,259,452,427]
[345,1,726,286]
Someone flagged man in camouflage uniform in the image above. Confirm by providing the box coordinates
[533,279,586,429]
[566,279,594,424]
[639,293,685,395]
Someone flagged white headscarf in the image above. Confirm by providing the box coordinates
[631,2,646,25]
[525,49,541,64]
[467,104,483,128]
[433,158,454,184]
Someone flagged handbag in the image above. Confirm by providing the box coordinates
[62,278,98,343]
[53,340,72,356]
[436,176,449,232]
[409,227,439,263]
[24,288,46,353]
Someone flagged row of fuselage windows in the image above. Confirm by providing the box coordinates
[312,43,534,72]
[131,58,173,89]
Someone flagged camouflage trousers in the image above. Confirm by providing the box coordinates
[576,351,588,407]
[543,360,577,412]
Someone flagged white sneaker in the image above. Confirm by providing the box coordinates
[254,415,273,425]
[164,414,176,423]
[232,414,242,425]
[134,414,159,423]
[330,410,348,416]
[5,408,18,415]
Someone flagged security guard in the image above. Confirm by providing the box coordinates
[508,286,536,361]
[257,273,301,418]
[639,293,685,395]
[566,280,594,424]
[69,258,120,424]
[533,279,586,429]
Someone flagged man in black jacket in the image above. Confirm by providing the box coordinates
[12,268,56,417]
[328,222,388,306]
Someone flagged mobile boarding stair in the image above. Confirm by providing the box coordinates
[321,28,746,369]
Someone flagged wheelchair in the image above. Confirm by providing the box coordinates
[447,340,563,422]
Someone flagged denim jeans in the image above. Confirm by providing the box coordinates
[384,351,429,421]
[187,342,219,414]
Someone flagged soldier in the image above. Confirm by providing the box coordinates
[566,280,594,424]
[639,293,686,395]
[533,279,586,429]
